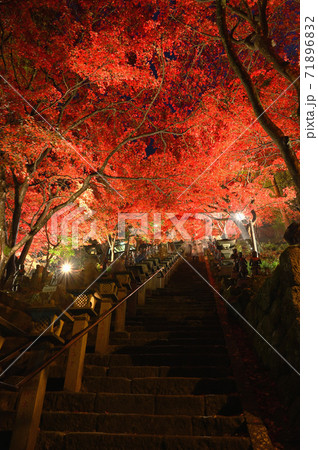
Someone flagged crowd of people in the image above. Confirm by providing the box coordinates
[230,249,262,278]
[207,239,262,278]
[11,238,262,291]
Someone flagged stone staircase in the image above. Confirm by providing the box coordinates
[32,261,253,449]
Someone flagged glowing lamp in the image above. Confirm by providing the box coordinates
[61,263,72,274]
[235,212,245,221]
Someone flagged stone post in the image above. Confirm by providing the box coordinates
[95,299,113,354]
[165,264,171,283]
[145,278,154,295]
[10,368,48,450]
[151,274,157,292]
[126,292,137,318]
[157,272,164,289]
[114,288,127,332]
[137,284,146,306]
[64,313,90,392]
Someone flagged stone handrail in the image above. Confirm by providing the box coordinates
[1,254,181,450]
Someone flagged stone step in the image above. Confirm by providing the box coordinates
[127,316,219,322]
[126,324,224,332]
[85,338,231,354]
[140,296,213,300]
[43,392,243,416]
[143,303,214,308]
[143,295,213,299]
[138,301,214,305]
[148,296,214,301]
[81,376,237,395]
[49,365,233,379]
[147,292,213,295]
[138,306,215,310]
[137,338,225,344]
[143,307,215,311]
[134,316,217,321]
[127,326,222,334]
[139,304,215,309]
[136,307,215,313]
[49,363,108,379]
[110,336,226,346]
[126,331,225,339]
[107,365,232,378]
[133,318,219,325]
[84,365,108,377]
[113,344,227,355]
[85,353,231,367]
[108,366,160,378]
[36,431,251,450]
[41,411,247,436]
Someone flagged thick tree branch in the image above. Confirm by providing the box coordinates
[215,0,299,191]
[9,175,93,258]
[227,0,299,110]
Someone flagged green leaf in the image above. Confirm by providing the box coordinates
[3,245,11,257]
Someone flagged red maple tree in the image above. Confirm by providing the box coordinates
[0,0,299,283]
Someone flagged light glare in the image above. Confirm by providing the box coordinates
[62,263,72,273]
[235,212,245,221]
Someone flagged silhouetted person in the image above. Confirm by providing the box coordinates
[12,264,25,292]
[249,251,261,276]
[231,248,239,272]
[192,243,199,262]
[238,252,248,278]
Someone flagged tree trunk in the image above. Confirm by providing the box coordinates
[0,174,93,284]
[253,34,300,114]
[2,178,30,282]
[0,255,10,287]
[18,236,34,266]
[0,166,9,286]
[272,176,290,226]
[4,255,18,283]
[110,239,115,262]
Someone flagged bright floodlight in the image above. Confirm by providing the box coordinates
[61,263,72,273]
[235,212,245,221]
